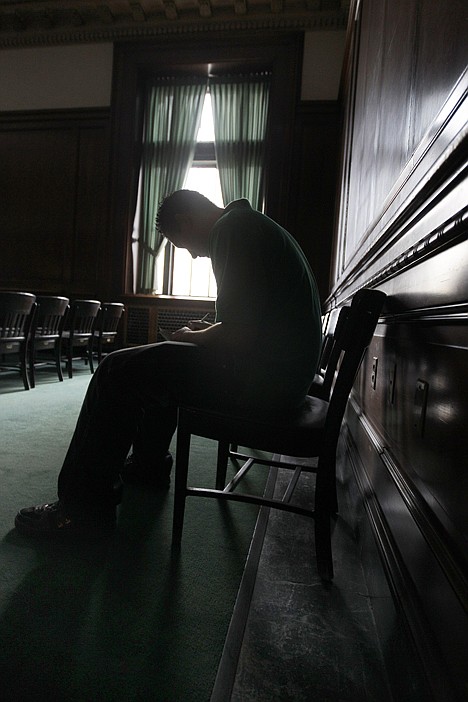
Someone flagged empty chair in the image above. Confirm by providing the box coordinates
[92,302,125,365]
[28,295,70,388]
[60,299,101,378]
[310,304,351,400]
[0,291,36,390]
[172,288,386,581]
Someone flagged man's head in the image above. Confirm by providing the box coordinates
[156,190,223,258]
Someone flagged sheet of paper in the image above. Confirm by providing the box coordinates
[159,327,172,341]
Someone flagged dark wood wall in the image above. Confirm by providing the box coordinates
[0,108,112,301]
[288,101,341,305]
[332,0,468,699]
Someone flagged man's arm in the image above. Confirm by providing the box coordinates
[170,321,255,354]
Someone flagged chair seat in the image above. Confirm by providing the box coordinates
[61,331,92,339]
[0,336,23,345]
[180,395,329,458]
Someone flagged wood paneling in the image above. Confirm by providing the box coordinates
[1,129,76,286]
[336,0,468,277]
[331,0,468,698]
[288,102,340,304]
[411,0,468,150]
[0,109,110,299]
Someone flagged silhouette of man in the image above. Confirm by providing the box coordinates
[15,191,322,536]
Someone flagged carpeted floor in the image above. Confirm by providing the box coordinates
[0,367,267,702]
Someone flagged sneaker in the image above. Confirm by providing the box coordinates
[120,452,173,490]
[14,500,116,538]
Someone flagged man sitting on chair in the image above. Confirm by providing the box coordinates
[15,190,323,537]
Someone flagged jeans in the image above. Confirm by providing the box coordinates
[57,341,235,512]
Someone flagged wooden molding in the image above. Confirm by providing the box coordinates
[344,412,465,701]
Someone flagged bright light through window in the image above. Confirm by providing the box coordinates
[170,92,221,298]
[196,92,216,142]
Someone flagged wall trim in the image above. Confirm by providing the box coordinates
[380,449,467,612]
[326,200,468,309]
[381,301,468,325]
[344,419,460,701]
[0,107,110,128]
[0,13,347,49]
[349,394,468,603]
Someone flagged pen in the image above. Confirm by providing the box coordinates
[200,313,210,322]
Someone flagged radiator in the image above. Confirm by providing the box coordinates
[125,306,214,346]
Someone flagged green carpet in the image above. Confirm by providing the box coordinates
[0,368,268,701]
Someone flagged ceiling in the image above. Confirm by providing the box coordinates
[0,0,350,47]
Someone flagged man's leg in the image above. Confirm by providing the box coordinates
[15,341,200,535]
[120,404,176,489]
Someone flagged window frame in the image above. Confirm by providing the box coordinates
[110,34,303,298]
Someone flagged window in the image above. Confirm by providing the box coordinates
[154,92,221,298]
[114,38,302,299]
[133,72,270,297]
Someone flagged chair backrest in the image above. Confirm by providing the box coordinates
[0,291,36,341]
[32,296,70,337]
[322,288,386,455]
[64,300,101,337]
[94,303,125,337]
[314,305,351,399]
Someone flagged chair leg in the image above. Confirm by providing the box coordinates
[216,441,230,489]
[330,481,338,515]
[29,342,36,389]
[67,344,73,378]
[172,429,191,546]
[55,341,64,382]
[20,342,31,390]
[88,339,94,374]
[315,508,333,581]
[314,459,336,580]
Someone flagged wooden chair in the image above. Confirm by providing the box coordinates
[0,291,36,390]
[92,302,125,365]
[172,288,386,581]
[60,299,101,378]
[310,304,351,400]
[28,295,69,388]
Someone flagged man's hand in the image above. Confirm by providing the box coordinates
[168,320,254,353]
[169,321,223,347]
[169,326,194,342]
[187,319,212,331]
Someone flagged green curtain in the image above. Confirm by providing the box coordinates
[210,75,270,211]
[135,78,206,293]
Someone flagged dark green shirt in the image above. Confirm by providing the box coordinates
[208,199,322,410]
